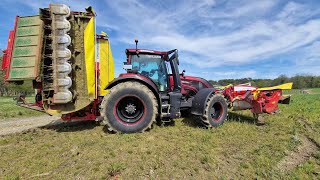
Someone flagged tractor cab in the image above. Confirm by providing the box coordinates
[121,46,183,119]
[124,48,182,94]
[124,48,200,98]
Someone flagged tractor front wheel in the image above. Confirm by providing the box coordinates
[200,94,228,128]
[101,82,158,133]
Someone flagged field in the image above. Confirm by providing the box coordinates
[0,90,320,179]
[0,97,42,119]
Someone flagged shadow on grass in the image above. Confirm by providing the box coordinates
[41,120,99,132]
[227,112,257,124]
[156,119,176,127]
[40,112,257,133]
[181,112,257,128]
[102,125,118,134]
[181,117,202,128]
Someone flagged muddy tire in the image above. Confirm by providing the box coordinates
[199,94,228,128]
[101,81,158,133]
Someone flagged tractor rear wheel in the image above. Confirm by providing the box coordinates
[101,81,158,133]
[199,94,228,128]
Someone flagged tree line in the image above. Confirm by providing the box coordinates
[209,75,320,89]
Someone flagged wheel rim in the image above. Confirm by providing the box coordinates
[210,102,223,122]
[115,95,145,125]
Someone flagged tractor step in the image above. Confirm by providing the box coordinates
[161,104,170,108]
[161,118,173,123]
[161,113,171,118]
[161,103,171,118]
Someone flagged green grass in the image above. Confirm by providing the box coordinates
[309,88,320,94]
[283,88,320,95]
[0,97,42,119]
[0,94,319,179]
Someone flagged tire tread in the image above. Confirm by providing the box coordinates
[100,81,158,133]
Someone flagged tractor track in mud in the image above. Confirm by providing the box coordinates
[0,115,61,136]
[298,117,320,148]
[277,135,319,172]
[277,117,320,172]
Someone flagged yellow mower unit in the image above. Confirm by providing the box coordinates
[2,4,114,118]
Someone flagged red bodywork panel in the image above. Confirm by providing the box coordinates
[2,17,18,81]
[114,73,206,97]
[167,76,188,95]
[177,75,213,96]
[61,99,101,121]
[256,90,282,114]
[2,30,15,80]
[222,85,284,114]
[182,76,212,87]
[181,76,213,89]
[118,73,159,91]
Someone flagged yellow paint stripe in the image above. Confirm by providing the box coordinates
[257,82,293,91]
[99,38,114,96]
[84,18,95,100]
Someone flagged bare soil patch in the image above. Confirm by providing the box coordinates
[278,135,319,172]
[0,115,61,136]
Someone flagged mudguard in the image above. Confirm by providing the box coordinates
[191,88,215,116]
[105,74,158,91]
[104,74,160,104]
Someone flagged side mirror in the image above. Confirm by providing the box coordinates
[123,62,132,70]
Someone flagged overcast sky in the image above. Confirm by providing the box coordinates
[1,0,320,80]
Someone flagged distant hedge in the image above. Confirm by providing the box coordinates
[209,75,320,89]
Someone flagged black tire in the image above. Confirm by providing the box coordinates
[200,94,228,128]
[100,81,158,133]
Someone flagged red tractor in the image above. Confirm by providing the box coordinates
[100,43,228,133]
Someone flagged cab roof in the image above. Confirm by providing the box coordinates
[125,49,168,56]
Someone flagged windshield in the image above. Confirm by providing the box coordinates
[131,54,168,91]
